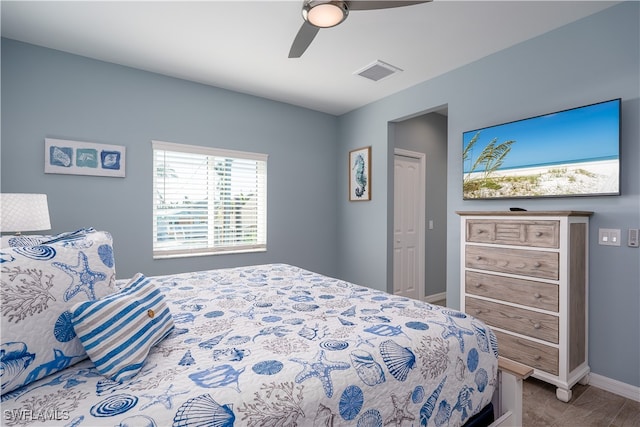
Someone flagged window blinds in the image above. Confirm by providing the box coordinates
[152,141,267,258]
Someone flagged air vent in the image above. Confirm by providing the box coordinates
[354,60,403,82]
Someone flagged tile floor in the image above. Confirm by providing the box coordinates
[522,377,640,427]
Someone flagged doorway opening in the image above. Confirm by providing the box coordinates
[389,109,448,304]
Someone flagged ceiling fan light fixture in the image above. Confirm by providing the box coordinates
[303,1,349,28]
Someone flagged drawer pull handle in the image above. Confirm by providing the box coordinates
[533,323,541,329]
[475,309,482,315]
[534,293,541,299]
[475,283,482,288]
[535,231,542,237]
[533,262,541,268]
[476,256,482,261]
[534,355,542,361]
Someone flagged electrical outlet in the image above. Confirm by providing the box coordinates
[599,228,621,246]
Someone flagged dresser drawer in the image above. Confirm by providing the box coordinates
[494,330,559,376]
[465,245,559,280]
[466,220,559,248]
[465,271,559,312]
[466,297,558,343]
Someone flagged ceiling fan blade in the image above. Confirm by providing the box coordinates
[348,0,431,11]
[288,21,321,58]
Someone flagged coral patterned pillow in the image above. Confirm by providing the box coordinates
[0,228,116,396]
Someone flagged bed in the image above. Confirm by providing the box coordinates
[1,230,505,427]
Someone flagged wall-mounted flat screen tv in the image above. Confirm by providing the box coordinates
[463,98,620,200]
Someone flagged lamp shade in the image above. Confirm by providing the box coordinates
[0,193,52,233]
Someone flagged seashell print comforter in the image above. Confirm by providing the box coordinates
[1,264,498,427]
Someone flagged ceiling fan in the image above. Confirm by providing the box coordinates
[289,0,431,58]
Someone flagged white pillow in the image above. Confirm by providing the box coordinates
[0,228,116,395]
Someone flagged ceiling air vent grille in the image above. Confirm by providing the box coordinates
[354,60,403,82]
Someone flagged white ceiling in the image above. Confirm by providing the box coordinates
[1,1,619,116]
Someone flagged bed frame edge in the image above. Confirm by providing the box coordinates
[490,357,533,426]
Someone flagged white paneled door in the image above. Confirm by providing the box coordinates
[393,150,425,300]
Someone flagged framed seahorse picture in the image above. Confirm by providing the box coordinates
[349,146,371,201]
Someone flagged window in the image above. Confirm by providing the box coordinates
[152,141,267,259]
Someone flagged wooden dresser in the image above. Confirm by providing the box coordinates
[457,211,592,402]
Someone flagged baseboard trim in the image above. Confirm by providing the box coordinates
[424,292,446,304]
[589,373,640,402]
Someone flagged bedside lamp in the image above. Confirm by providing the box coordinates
[0,193,52,234]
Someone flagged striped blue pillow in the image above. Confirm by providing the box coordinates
[70,273,174,382]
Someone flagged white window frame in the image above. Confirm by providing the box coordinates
[152,140,267,259]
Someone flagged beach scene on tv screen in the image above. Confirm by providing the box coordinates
[463,100,619,199]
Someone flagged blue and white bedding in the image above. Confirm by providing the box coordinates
[1,263,498,427]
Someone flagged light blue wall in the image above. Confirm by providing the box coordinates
[338,2,640,387]
[1,39,340,280]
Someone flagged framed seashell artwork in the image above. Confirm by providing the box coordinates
[45,138,126,177]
